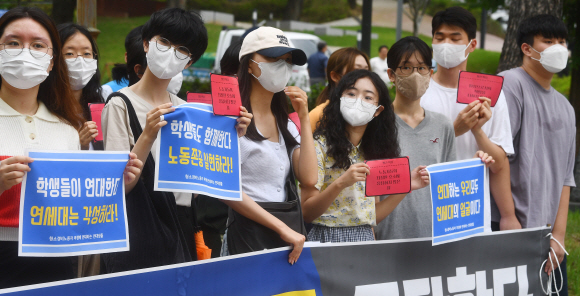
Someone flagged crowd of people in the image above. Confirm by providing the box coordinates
[0,4,573,294]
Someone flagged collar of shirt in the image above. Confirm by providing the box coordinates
[0,98,60,123]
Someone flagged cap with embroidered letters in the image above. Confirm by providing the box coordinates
[239,26,307,66]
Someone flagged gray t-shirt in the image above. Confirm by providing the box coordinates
[375,110,456,240]
[498,67,576,228]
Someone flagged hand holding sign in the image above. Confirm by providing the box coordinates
[365,157,411,196]
[473,97,492,131]
[457,71,503,107]
[143,103,175,141]
[211,74,242,116]
[236,106,253,138]
[454,101,482,137]
[79,121,99,150]
[0,155,33,195]
[339,163,370,189]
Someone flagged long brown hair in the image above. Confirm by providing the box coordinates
[0,7,83,130]
[237,53,299,148]
[315,47,370,106]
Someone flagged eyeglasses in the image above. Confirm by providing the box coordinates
[0,39,52,59]
[64,52,97,62]
[153,37,191,60]
[396,66,431,75]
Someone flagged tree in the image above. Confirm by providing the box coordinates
[52,0,76,25]
[347,0,356,10]
[403,0,431,37]
[496,0,562,72]
[284,0,304,20]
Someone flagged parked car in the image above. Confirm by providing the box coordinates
[213,28,326,93]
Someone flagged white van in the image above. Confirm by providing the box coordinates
[213,28,324,93]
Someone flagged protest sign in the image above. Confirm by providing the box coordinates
[426,158,491,245]
[288,112,301,134]
[365,157,410,196]
[210,74,242,116]
[18,150,129,257]
[88,103,104,142]
[187,92,212,104]
[155,103,242,201]
[456,71,504,107]
[1,227,549,296]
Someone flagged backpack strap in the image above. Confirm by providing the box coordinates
[106,91,143,141]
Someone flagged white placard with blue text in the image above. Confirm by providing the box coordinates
[18,150,130,257]
[426,158,491,245]
[154,103,242,201]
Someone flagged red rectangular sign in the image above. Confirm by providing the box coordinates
[210,74,242,116]
[88,103,105,142]
[457,71,504,107]
[365,157,411,196]
[187,92,212,104]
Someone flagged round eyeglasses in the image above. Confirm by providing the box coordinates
[396,66,432,75]
[154,37,191,60]
[0,39,52,59]
[64,52,97,62]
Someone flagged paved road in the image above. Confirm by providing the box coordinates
[323,0,505,52]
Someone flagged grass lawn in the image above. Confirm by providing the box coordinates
[567,209,580,296]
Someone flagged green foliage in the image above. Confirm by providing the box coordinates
[177,78,211,100]
[301,0,353,23]
[465,49,500,74]
[188,0,286,22]
[425,0,506,38]
[551,75,571,98]
[566,209,580,296]
[308,83,326,111]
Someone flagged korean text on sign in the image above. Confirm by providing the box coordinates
[19,151,130,257]
[155,103,242,200]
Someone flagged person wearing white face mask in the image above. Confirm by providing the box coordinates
[58,23,103,152]
[420,7,521,235]
[0,7,142,288]
[375,37,494,241]
[221,26,315,265]
[300,69,433,243]
[498,14,573,293]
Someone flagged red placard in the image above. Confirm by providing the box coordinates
[288,112,301,135]
[457,71,504,107]
[365,157,411,196]
[88,103,105,142]
[210,73,242,116]
[187,92,212,104]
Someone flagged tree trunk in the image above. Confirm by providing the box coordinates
[52,0,76,24]
[497,0,563,73]
[284,0,303,21]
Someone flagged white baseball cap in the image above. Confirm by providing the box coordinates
[239,26,307,66]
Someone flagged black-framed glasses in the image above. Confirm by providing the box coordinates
[396,66,431,75]
[153,37,191,60]
[0,39,52,59]
[64,52,97,62]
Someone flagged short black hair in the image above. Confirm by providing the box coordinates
[387,36,432,71]
[142,8,208,64]
[517,14,568,58]
[432,6,477,40]
[378,45,388,52]
[221,41,242,76]
[317,41,327,52]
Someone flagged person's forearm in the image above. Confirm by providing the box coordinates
[125,134,156,192]
[489,167,519,222]
[301,181,345,223]
[222,192,287,234]
[471,128,507,173]
[375,194,406,223]
[552,186,570,242]
[295,116,318,187]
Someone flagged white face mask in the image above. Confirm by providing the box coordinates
[340,97,380,127]
[167,71,183,95]
[251,59,292,93]
[65,58,97,90]
[146,40,190,79]
[432,40,472,69]
[0,49,52,89]
[529,44,568,73]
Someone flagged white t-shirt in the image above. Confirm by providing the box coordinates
[240,120,300,203]
[370,57,391,87]
[420,78,514,159]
